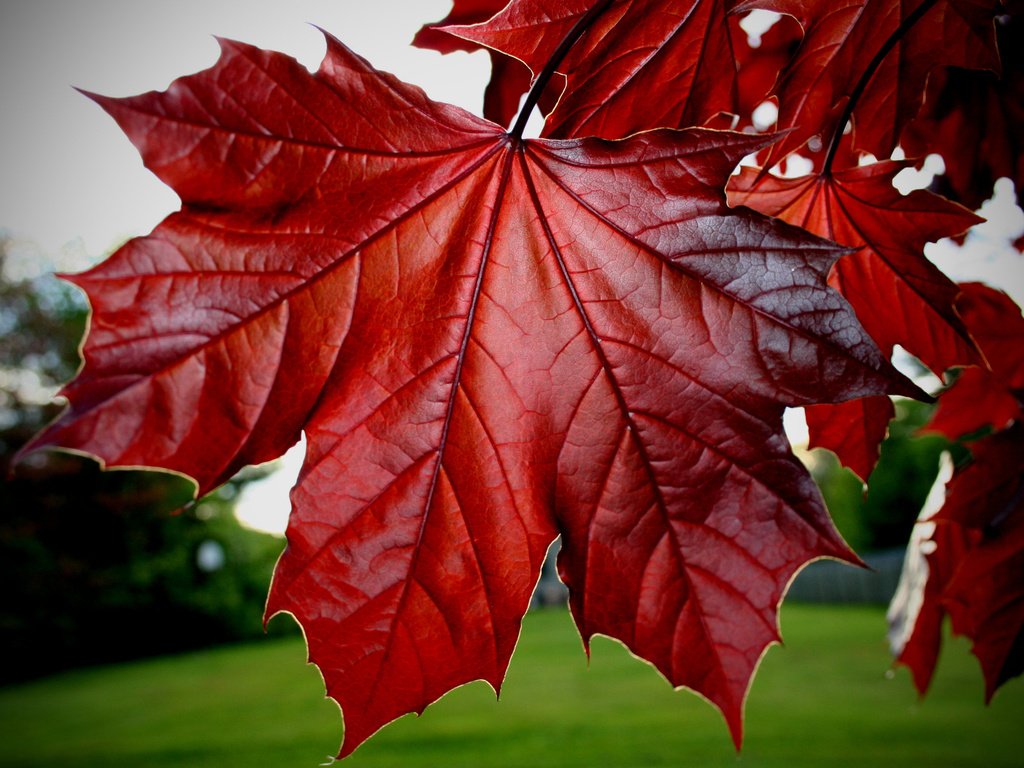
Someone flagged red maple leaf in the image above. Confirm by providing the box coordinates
[729,161,981,477]
[887,459,974,695]
[925,282,1024,440]
[803,396,895,482]
[419,3,797,138]
[891,426,1024,699]
[737,0,1002,170]
[901,9,1024,209]
[893,285,1024,699]
[413,0,533,128]
[20,29,921,756]
[731,11,803,129]
[442,0,740,139]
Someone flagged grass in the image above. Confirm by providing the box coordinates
[0,604,1021,767]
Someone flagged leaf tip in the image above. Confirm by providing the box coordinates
[711,686,747,753]
[728,720,745,753]
[74,86,117,115]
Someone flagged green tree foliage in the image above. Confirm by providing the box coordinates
[0,241,293,683]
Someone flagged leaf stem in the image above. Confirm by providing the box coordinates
[509,0,617,141]
[822,0,939,175]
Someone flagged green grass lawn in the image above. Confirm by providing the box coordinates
[1,604,1021,767]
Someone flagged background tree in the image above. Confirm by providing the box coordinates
[1,240,292,683]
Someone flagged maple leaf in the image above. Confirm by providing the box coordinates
[728,160,981,476]
[736,0,1002,170]
[890,426,1024,698]
[20,28,921,757]
[893,285,1024,699]
[731,11,803,129]
[413,0,507,47]
[901,10,1024,209]
[803,396,894,482]
[443,0,740,139]
[887,457,974,695]
[413,0,533,128]
[925,283,1024,440]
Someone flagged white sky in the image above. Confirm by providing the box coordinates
[0,1,489,263]
[2,2,1021,535]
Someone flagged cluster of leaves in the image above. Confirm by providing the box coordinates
[889,282,1024,701]
[19,0,1023,758]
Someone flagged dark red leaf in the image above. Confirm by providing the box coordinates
[943,498,1024,698]
[901,12,1024,209]
[941,425,1024,529]
[731,11,803,129]
[892,427,1024,698]
[738,0,1002,169]
[889,505,975,695]
[20,33,922,756]
[894,282,1024,696]
[946,533,1024,700]
[925,283,1024,439]
[443,0,740,139]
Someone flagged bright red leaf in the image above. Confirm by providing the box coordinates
[443,0,740,139]
[413,0,507,47]
[737,0,1001,170]
[21,31,922,757]
[728,161,981,475]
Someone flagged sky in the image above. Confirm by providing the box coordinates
[2,1,1022,535]
[0,0,489,264]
